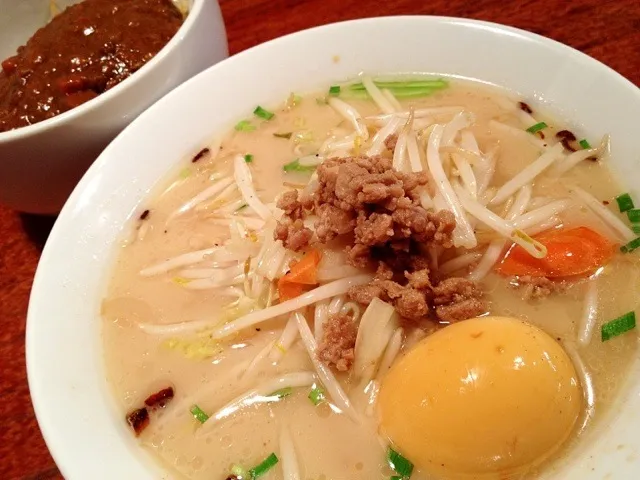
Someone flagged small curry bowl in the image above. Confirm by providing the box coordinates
[0,0,228,214]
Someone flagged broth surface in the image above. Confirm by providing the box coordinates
[103,78,639,479]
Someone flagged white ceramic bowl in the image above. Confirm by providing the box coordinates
[0,0,227,214]
[27,16,640,479]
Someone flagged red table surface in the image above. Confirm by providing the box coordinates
[1,1,638,479]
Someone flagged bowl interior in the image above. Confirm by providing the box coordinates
[27,16,640,480]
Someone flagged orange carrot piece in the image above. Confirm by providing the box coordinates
[277,249,323,301]
[283,249,322,285]
[277,277,306,302]
[496,227,615,278]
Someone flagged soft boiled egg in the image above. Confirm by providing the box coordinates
[378,316,582,479]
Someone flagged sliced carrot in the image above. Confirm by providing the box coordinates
[283,249,323,285]
[277,277,306,302]
[496,227,615,278]
[277,249,323,301]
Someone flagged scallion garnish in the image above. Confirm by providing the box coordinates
[273,132,293,139]
[388,448,414,478]
[633,225,640,235]
[620,237,640,253]
[189,404,209,423]
[329,85,341,96]
[254,106,275,120]
[308,385,325,405]
[626,209,640,223]
[244,154,254,163]
[579,139,592,149]
[616,193,635,213]
[602,311,636,341]
[344,78,448,99]
[348,78,448,91]
[283,159,316,173]
[268,387,293,399]
[235,120,256,132]
[526,122,548,134]
[249,453,279,478]
[390,476,404,480]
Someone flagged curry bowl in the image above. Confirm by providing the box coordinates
[27,16,640,479]
[0,0,227,213]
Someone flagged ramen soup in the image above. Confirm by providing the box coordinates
[103,77,640,480]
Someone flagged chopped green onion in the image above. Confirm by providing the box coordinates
[253,106,275,120]
[345,87,439,99]
[390,477,404,480]
[526,122,548,134]
[328,85,341,96]
[283,159,316,173]
[267,387,293,399]
[244,154,254,163]
[308,385,325,405]
[273,132,292,139]
[620,237,640,253]
[388,448,414,478]
[348,78,448,91]
[627,209,640,223]
[632,225,640,235]
[344,78,448,100]
[249,453,279,478]
[579,139,592,149]
[616,193,635,213]
[235,120,256,132]
[189,404,209,423]
[602,311,636,341]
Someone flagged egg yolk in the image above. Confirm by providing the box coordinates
[378,316,582,479]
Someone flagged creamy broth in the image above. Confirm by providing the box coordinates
[103,78,639,480]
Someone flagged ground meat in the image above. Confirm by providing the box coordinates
[277,153,483,327]
[432,277,486,323]
[385,133,398,151]
[406,268,432,291]
[355,211,394,245]
[315,204,356,242]
[317,312,358,371]
[273,218,312,251]
[348,282,385,305]
[512,275,567,300]
[391,206,455,246]
[277,190,305,220]
[394,287,430,321]
[348,278,430,322]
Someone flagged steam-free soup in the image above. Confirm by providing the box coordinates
[103,77,639,480]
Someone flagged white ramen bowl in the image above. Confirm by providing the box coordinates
[27,16,640,479]
[0,0,227,213]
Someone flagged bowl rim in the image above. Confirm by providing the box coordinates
[26,14,640,478]
[0,0,204,142]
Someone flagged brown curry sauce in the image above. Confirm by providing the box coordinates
[0,0,183,132]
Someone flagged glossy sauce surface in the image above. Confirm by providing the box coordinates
[0,0,183,132]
